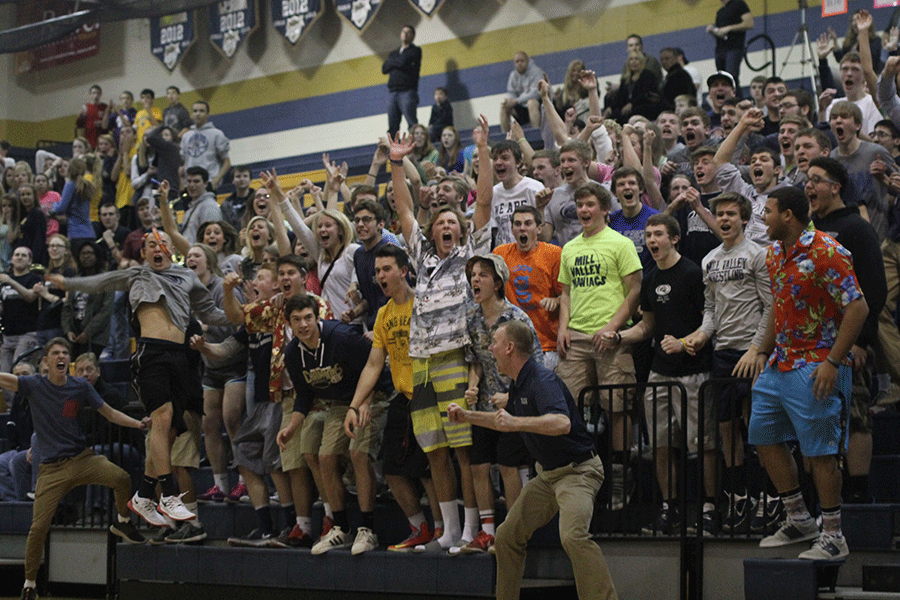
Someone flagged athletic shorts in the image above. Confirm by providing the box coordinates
[202,362,248,391]
[748,362,849,457]
[232,400,283,474]
[470,422,529,467]
[410,348,472,453]
[382,392,429,479]
[712,348,751,423]
[132,338,196,434]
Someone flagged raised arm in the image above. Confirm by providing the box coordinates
[539,79,572,147]
[365,140,389,187]
[641,129,665,210]
[855,11,880,109]
[388,132,419,243]
[472,114,493,233]
[715,108,763,168]
[221,272,245,324]
[259,171,292,257]
[156,179,191,257]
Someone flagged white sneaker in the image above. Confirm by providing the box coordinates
[311,525,350,555]
[157,493,196,522]
[759,518,820,548]
[351,527,378,555]
[129,492,170,527]
[799,532,849,560]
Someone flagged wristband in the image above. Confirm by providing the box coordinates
[390,159,403,166]
[825,355,841,368]
[615,332,622,345]
[517,138,526,143]
[349,406,359,416]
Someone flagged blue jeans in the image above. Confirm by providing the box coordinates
[387,89,419,136]
[715,47,743,91]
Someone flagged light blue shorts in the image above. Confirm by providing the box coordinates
[748,362,849,457]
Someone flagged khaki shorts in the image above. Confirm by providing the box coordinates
[643,371,715,452]
[280,392,308,472]
[170,410,202,469]
[317,394,389,457]
[556,329,636,412]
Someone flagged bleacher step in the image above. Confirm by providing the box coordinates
[820,588,900,599]
[744,558,844,600]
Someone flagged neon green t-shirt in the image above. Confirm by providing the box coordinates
[559,226,642,334]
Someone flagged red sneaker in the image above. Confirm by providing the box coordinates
[197,485,225,503]
[459,530,494,554]
[272,524,313,548]
[226,482,249,503]
[388,522,433,552]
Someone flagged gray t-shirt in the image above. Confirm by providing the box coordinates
[544,182,621,247]
[699,237,772,352]
[831,140,894,242]
[20,374,103,463]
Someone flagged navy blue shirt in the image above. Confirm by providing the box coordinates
[285,320,390,415]
[506,358,594,470]
[353,239,391,330]
[18,374,104,463]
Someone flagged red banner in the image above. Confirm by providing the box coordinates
[14,1,100,75]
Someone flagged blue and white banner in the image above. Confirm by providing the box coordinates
[335,0,383,33]
[209,0,257,58]
[150,11,195,71]
[271,0,322,44]
[407,0,446,17]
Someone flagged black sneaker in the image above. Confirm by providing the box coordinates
[701,510,718,537]
[165,521,207,544]
[642,504,678,536]
[149,526,176,545]
[227,528,275,547]
[721,494,757,534]
[750,494,784,534]
[20,587,37,600]
[109,520,146,544]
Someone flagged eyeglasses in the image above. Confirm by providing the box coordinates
[354,216,375,224]
[807,175,837,186]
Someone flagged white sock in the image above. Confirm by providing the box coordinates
[238,474,245,485]
[519,467,530,487]
[213,473,228,492]
[463,507,479,542]
[480,509,495,536]
[297,516,312,535]
[24,580,36,589]
[117,513,130,523]
[323,502,334,519]
[184,501,201,525]
[434,519,444,531]
[408,512,426,530]
[437,501,461,547]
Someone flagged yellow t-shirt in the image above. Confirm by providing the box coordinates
[373,295,413,399]
[134,107,162,143]
[114,144,138,210]
[559,226,642,334]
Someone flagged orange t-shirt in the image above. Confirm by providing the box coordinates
[493,242,562,352]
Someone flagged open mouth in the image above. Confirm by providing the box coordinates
[562,168,575,181]
[495,165,507,178]
[781,139,792,151]
[695,170,706,183]
[251,232,261,242]
[442,232,453,243]
[649,245,660,256]
[753,167,764,179]
[379,280,389,291]
[55,360,66,372]
[716,92,726,102]
[282,281,292,293]
[684,131,696,144]
[720,222,732,234]
[835,126,845,138]
[843,79,854,90]
[153,254,164,266]
[622,190,635,202]
[518,233,529,245]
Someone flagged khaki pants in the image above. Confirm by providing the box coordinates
[26,449,131,580]
[494,455,618,600]
[878,239,900,384]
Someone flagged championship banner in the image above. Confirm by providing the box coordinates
[822,0,847,16]
[875,0,899,8]
[406,0,446,17]
[209,0,258,58]
[271,0,323,44]
[335,0,383,33]
[14,1,99,75]
[150,11,195,72]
